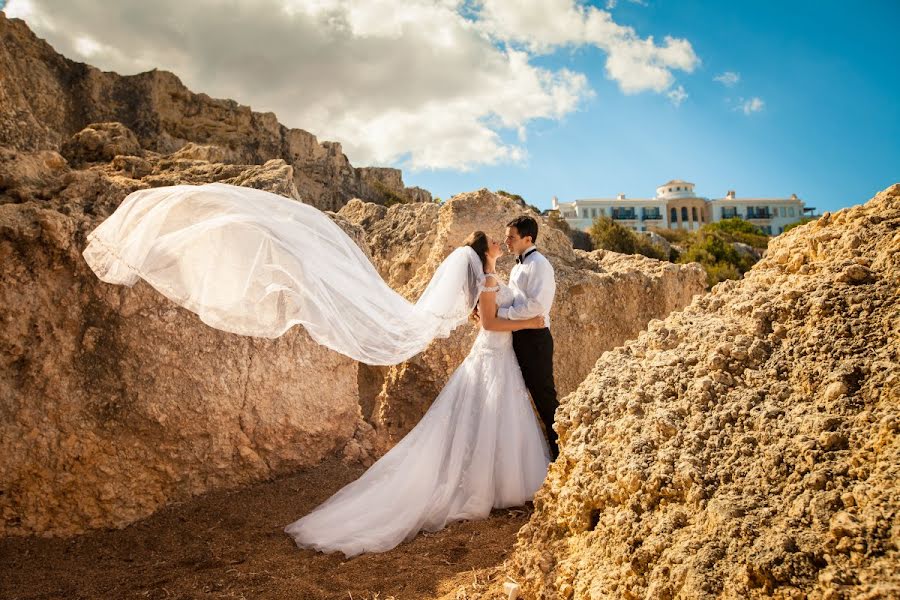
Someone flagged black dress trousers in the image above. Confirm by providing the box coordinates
[512,327,559,460]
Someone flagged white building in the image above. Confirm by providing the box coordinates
[553,180,812,235]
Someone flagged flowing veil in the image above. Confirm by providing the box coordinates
[82,182,485,365]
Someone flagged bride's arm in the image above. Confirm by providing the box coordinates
[478,277,544,332]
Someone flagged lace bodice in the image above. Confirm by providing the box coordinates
[482,276,514,307]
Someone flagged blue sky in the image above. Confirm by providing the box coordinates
[405,1,900,213]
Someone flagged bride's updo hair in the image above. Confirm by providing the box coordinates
[463,230,489,273]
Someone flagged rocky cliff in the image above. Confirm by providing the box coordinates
[0,13,428,211]
[492,185,899,599]
[0,130,706,536]
[0,139,387,537]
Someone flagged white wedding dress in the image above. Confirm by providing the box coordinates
[283,279,552,557]
[79,182,551,557]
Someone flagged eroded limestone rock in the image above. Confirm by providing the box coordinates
[0,148,367,537]
[498,185,900,599]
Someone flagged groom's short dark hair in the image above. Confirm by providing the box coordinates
[507,216,538,244]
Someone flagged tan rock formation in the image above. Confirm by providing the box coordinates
[60,122,142,166]
[1,143,708,538]
[338,189,707,448]
[0,14,429,211]
[499,185,900,599]
[0,145,371,537]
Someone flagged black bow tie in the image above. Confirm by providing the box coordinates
[516,248,538,264]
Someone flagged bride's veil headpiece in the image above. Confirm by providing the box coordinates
[82,183,486,365]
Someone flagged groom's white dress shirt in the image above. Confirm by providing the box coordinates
[497,245,555,328]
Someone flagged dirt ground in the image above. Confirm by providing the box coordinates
[0,457,528,599]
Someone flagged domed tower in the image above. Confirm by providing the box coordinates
[656,179,708,230]
[656,180,697,199]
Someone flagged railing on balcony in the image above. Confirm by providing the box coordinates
[611,209,637,220]
[721,208,739,219]
[746,208,772,219]
[641,209,662,220]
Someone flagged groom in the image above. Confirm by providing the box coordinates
[501,216,560,460]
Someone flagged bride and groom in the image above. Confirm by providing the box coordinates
[283,216,560,557]
[80,183,559,558]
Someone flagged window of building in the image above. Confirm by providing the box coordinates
[670,207,677,222]
[692,207,698,222]
[591,208,598,218]
[582,208,588,218]
[780,207,786,217]
[747,206,770,219]
[681,207,688,221]
[789,207,795,217]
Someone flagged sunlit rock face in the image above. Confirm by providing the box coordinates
[0,142,371,537]
[507,185,899,600]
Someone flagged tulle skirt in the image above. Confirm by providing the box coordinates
[284,329,551,557]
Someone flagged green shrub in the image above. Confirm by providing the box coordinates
[701,261,742,287]
[703,218,769,248]
[590,217,667,260]
[585,215,771,288]
[590,216,636,253]
[676,222,766,288]
[548,211,593,250]
[634,235,668,261]
[648,226,691,245]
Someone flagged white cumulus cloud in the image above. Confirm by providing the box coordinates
[474,0,699,93]
[5,0,697,170]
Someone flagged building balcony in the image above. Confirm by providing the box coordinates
[611,211,637,220]
[746,210,772,219]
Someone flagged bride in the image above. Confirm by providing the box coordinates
[283,230,551,557]
[81,182,552,557]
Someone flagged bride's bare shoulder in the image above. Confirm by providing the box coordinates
[482,273,501,291]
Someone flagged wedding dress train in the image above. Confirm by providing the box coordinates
[283,281,551,557]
